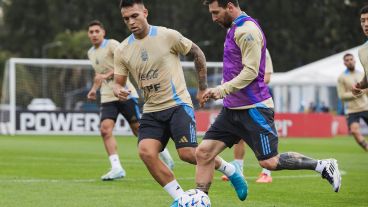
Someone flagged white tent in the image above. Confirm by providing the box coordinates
[269,46,365,113]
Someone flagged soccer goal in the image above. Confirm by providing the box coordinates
[0,58,223,135]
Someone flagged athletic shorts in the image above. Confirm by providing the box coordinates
[347,110,368,127]
[138,105,197,150]
[203,107,278,161]
[100,98,140,124]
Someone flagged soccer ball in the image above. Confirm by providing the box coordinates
[176,189,211,207]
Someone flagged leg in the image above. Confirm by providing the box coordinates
[138,139,175,186]
[100,119,118,156]
[100,119,125,180]
[350,122,368,151]
[160,148,175,170]
[195,139,227,193]
[258,152,341,192]
[139,139,185,200]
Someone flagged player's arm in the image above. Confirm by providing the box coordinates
[264,72,271,84]
[186,43,208,107]
[169,29,208,106]
[337,77,359,101]
[113,74,130,101]
[87,72,103,100]
[207,25,262,100]
[113,46,131,101]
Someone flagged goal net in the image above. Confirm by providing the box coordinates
[0,58,222,135]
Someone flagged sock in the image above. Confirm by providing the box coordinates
[234,159,244,171]
[163,180,185,200]
[315,160,327,173]
[109,154,123,170]
[261,168,271,176]
[216,158,236,177]
[160,148,174,163]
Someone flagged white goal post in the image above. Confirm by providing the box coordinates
[0,58,223,135]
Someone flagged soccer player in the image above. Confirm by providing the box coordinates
[86,20,174,180]
[114,0,247,203]
[353,5,368,95]
[337,54,368,151]
[196,0,342,197]
[222,49,274,183]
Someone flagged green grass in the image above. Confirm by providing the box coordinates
[0,135,367,207]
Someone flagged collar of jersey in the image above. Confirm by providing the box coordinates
[129,25,157,43]
[232,12,249,27]
[93,39,108,50]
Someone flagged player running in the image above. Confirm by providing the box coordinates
[114,0,247,204]
[86,20,174,180]
[195,0,342,198]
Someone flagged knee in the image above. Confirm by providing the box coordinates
[195,145,215,163]
[138,146,156,162]
[178,148,196,164]
[259,158,278,170]
[130,122,139,137]
[100,126,112,138]
[350,124,360,136]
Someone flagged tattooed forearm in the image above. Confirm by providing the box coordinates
[188,43,208,90]
[275,152,318,170]
[196,182,212,194]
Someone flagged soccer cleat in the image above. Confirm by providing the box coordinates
[321,159,341,192]
[228,161,248,201]
[256,173,273,183]
[101,168,126,181]
[170,199,178,207]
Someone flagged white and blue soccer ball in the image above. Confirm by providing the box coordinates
[176,189,211,207]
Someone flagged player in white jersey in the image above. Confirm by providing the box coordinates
[87,20,174,181]
[353,5,368,95]
[114,0,247,204]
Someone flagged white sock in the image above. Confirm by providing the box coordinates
[109,154,123,170]
[160,148,174,162]
[163,180,185,200]
[216,158,236,177]
[315,160,327,173]
[261,168,271,176]
[234,159,244,171]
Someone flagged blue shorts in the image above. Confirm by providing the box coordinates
[138,105,198,150]
[203,107,278,161]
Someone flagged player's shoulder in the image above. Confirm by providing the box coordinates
[235,21,262,42]
[358,42,368,54]
[107,38,120,46]
[87,46,95,57]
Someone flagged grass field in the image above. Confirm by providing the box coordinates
[0,135,367,207]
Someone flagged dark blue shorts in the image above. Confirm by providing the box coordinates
[203,107,278,161]
[100,98,141,124]
[138,105,198,150]
[347,110,368,127]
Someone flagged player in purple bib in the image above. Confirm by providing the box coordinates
[195,0,342,199]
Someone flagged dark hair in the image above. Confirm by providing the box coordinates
[120,0,144,8]
[343,53,353,60]
[361,5,368,15]
[203,0,239,7]
[88,20,105,30]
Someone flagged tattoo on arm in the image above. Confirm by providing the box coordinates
[196,182,211,194]
[275,152,318,171]
[188,43,208,90]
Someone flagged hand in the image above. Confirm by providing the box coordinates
[87,90,97,101]
[113,86,131,101]
[95,73,106,82]
[202,88,222,101]
[352,83,363,96]
[197,89,208,108]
